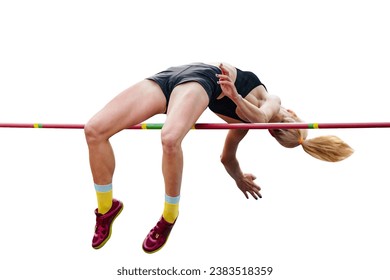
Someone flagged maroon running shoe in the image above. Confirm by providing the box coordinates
[142,216,177,253]
[92,199,123,249]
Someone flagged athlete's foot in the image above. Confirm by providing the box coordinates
[142,215,177,253]
[92,198,123,249]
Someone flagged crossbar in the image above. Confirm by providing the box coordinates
[1,122,390,130]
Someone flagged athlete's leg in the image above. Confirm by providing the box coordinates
[161,82,209,197]
[86,80,167,249]
[85,80,166,186]
[143,82,210,253]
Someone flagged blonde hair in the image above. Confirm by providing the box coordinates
[272,110,354,162]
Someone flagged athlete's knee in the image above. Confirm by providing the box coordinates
[84,119,107,145]
[161,129,183,154]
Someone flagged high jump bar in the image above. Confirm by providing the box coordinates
[1,122,390,130]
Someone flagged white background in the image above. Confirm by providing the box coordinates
[1,0,389,279]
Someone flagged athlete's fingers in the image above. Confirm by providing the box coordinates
[219,63,230,76]
[249,191,259,200]
[217,80,234,86]
[216,73,232,81]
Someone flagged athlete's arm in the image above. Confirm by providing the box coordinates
[235,90,280,123]
[220,129,261,199]
[217,64,280,123]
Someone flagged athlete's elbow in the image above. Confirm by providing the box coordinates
[260,109,271,123]
[250,112,268,123]
[220,154,227,164]
[220,154,236,166]
[220,154,229,165]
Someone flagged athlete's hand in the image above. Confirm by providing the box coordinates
[236,173,262,200]
[217,63,240,101]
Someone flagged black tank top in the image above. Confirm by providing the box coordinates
[208,68,265,122]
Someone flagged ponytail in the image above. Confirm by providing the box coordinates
[273,108,354,162]
[300,135,353,162]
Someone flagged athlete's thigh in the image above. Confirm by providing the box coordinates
[162,82,209,140]
[87,80,167,137]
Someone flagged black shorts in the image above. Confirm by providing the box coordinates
[146,63,222,106]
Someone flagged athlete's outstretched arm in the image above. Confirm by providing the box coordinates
[220,129,261,199]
